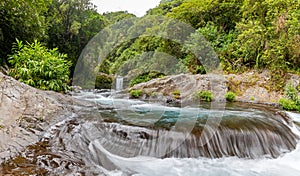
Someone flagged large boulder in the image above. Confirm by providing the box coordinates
[129,72,300,104]
[0,72,90,162]
[130,74,227,103]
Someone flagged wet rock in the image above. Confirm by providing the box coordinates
[70,86,82,93]
[166,96,181,105]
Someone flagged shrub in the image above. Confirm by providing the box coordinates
[130,89,143,98]
[8,40,71,92]
[95,73,113,89]
[225,91,236,102]
[194,90,213,102]
[279,98,299,111]
[151,92,158,97]
[172,89,181,99]
[285,83,299,104]
[129,71,165,87]
[278,83,300,112]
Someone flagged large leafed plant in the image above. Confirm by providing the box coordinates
[8,39,71,92]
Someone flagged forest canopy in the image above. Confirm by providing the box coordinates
[0,0,299,92]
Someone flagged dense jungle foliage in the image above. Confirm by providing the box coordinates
[0,0,299,92]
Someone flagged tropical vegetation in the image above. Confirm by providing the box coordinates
[225,91,236,102]
[279,83,300,111]
[130,89,144,98]
[194,90,213,102]
[0,0,299,94]
[8,40,71,92]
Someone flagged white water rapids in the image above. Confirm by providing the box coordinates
[68,91,300,176]
[103,117,300,176]
[106,144,300,176]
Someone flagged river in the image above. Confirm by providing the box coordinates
[1,91,300,175]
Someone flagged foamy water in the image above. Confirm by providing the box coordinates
[98,107,300,176]
[72,92,300,176]
[104,143,300,176]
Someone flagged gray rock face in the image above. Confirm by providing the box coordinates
[130,74,227,103]
[0,72,89,162]
[130,72,300,104]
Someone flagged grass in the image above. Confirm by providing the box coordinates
[172,89,181,99]
[194,90,213,102]
[225,91,236,102]
[130,89,143,98]
[279,98,300,111]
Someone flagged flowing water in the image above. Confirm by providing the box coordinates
[1,91,300,175]
[116,77,124,91]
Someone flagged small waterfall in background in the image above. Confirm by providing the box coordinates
[116,77,124,91]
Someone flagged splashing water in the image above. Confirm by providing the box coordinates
[116,77,124,91]
[44,91,300,175]
[2,91,299,175]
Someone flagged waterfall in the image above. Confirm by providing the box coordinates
[116,77,124,91]
[82,119,298,159]
[66,92,300,160]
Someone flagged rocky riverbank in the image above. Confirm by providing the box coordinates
[0,71,299,163]
[129,71,300,105]
[0,71,299,175]
[0,72,94,162]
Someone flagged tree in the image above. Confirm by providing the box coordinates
[146,0,183,16]
[167,0,243,31]
[225,0,300,72]
[104,11,136,24]
[46,0,107,72]
[0,0,48,65]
